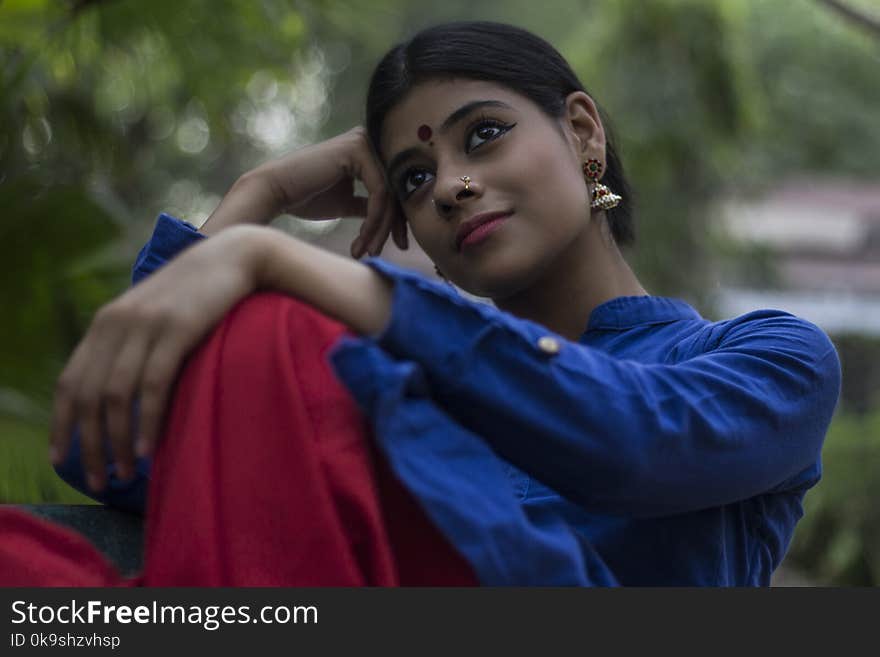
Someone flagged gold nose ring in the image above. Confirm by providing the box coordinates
[459,175,471,191]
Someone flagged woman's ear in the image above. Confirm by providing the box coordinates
[563,91,606,161]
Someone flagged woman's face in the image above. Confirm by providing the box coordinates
[379,78,603,299]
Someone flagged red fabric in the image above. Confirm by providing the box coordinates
[0,509,132,587]
[0,292,478,587]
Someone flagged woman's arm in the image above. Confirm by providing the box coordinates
[51,125,404,492]
[199,127,407,255]
[197,226,841,519]
[254,226,394,337]
[248,235,841,517]
[49,220,396,491]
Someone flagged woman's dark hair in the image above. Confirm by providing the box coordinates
[366,20,634,247]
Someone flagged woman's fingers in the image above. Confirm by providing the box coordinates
[356,180,387,257]
[49,304,172,490]
[103,329,153,480]
[50,326,98,467]
[77,397,107,491]
[48,226,262,492]
[353,193,405,257]
[78,309,138,490]
[366,193,393,257]
[390,201,408,251]
[134,339,188,459]
[347,131,396,258]
[353,191,381,257]
[354,190,385,258]
[50,312,121,490]
[50,358,82,468]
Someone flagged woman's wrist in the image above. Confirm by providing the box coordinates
[254,227,394,337]
[199,170,285,237]
[207,224,278,292]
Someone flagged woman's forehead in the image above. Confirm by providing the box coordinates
[379,79,526,159]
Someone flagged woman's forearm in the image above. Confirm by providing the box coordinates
[198,128,400,255]
[251,226,394,338]
[199,171,284,236]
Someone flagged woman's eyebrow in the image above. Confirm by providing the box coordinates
[386,99,514,179]
[439,99,513,133]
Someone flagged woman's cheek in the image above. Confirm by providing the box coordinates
[409,222,445,263]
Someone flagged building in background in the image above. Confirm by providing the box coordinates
[718,179,880,336]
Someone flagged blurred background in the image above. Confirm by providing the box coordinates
[1,0,878,584]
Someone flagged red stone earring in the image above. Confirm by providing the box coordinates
[583,158,603,181]
[582,159,622,211]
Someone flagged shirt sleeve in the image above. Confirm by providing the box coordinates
[329,335,619,586]
[362,257,843,518]
[131,213,205,284]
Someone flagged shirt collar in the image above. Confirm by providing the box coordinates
[585,295,702,332]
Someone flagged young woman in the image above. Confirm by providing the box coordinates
[1,21,840,586]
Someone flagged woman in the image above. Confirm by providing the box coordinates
[1,21,840,586]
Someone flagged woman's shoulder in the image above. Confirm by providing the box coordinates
[697,306,841,396]
[704,306,836,354]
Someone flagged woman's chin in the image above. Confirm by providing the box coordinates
[455,265,534,301]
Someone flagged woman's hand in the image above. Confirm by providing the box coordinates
[49,226,269,492]
[201,127,407,258]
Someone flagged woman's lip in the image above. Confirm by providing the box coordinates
[456,211,513,251]
[459,214,511,251]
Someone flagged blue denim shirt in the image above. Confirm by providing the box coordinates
[56,213,842,585]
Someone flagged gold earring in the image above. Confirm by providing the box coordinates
[582,159,622,211]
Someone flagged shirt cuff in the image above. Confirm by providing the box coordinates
[132,213,205,285]
[362,256,569,379]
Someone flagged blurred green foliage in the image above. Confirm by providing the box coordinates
[1,0,879,583]
[0,416,93,505]
[787,407,880,585]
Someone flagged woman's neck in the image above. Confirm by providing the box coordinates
[492,214,647,341]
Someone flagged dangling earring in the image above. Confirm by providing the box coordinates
[434,264,454,286]
[583,159,622,211]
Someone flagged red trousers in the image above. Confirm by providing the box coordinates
[0,293,478,586]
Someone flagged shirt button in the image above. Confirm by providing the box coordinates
[537,336,561,355]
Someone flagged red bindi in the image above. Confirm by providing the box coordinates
[417,124,432,141]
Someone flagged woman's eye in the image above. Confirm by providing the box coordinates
[401,168,434,198]
[466,120,513,152]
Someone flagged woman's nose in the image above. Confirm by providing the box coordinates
[432,172,479,217]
